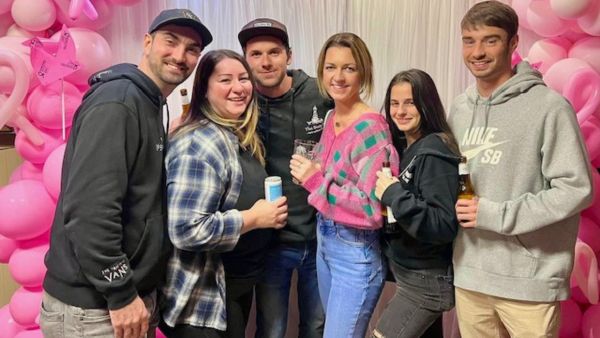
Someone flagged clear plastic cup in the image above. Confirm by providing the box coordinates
[292,139,318,184]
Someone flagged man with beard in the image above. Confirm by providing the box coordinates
[40,9,211,338]
[238,18,332,338]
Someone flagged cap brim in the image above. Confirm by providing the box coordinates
[155,18,213,48]
[238,27,288,48]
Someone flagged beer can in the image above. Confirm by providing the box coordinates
[264,176,282,202]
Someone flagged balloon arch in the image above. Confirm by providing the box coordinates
[0,0,599,337]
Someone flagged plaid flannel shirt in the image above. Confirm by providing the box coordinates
[161,120,243,330]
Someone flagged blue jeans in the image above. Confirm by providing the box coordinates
[316,214,385,338]
[373,261,454,338]
[255,242,324,338]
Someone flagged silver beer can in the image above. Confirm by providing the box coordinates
[264,176,282,202]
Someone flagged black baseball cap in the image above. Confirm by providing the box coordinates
[149,9,213,48]
[238,18,289,49]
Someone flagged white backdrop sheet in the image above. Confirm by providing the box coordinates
[99,0,520,116]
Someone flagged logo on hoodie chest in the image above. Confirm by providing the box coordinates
[155,136,164,152]
[461,127,508,165]
[304,106,324,135]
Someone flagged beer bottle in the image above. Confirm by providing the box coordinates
[180,88,191,120]
[381,161,397,225]
[458,156,475,199]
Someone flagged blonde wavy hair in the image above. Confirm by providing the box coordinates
[171,49,265,165]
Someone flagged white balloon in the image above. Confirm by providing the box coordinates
[550,0,593,19]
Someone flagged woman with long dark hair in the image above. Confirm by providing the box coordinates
[373,69,460,338]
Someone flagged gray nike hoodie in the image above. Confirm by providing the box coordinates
[448,62,593,301]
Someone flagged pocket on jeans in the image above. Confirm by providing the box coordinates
[78,308,111,323]
[437,275,455,311]
[40,298,64,337]
[40,299,64,322]
[335,226,376,248]
[78,308,113,336]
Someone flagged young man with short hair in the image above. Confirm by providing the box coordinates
[239,18,332,338]
[449,1,593,337]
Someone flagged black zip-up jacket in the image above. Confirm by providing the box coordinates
[43,64,171,310]
[258,69,333,244]
[381,134,460,270]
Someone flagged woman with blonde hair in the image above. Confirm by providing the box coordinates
[290,33,399,338]
[160,49,287,337]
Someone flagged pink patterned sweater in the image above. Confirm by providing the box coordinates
[302,112,400,229]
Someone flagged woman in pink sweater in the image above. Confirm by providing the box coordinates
[290,32,399,338]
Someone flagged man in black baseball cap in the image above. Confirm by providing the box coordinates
[236,17,329,338]
[149,8,213,47]
[40,8,210,338]
[238,18,289,49]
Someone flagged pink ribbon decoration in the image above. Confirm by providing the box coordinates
[68,0,98,20]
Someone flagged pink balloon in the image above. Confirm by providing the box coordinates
[571,285,591,304]
[43,143,66,200]
[580,114,600,162]
[550,0,593,19]
[543,58,590,93]
[584,169,600,222]
[8,245,48,288]
[20,161,43,181]
[0,36,36,95]
[0,11,14,35]
[107,0,142,6]
[9,287,42,329]
[562,68,600,123]
[0,305,25,338]
[0,180,55,241]
[6,24,46,38]
[0,234,18,263]
[18,230,50,249]
[582,304,600,338]
[512,0,534,30]
[54,0,114,31]
[569,37,600,75]
[527,0,570,37]
[0,49,29,129]
[0,0,13,14]
[51,27,112,85]
[572,240,600,304]
[27,82,82,130]
[14,128,64,164]
[14,330,43,338]
[579,218,600,253]
[560,299,583,337]
[527,38,570,73]
[578,0,600,36]
[8,163,25,183]
[11,0,56,32]
[4,104,44,147]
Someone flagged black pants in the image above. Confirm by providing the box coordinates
[221,276,257,338]
[159,320,222,338]
[373,261,454,338]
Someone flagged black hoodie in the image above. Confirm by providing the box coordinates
[381,134,460,270]
[43,64,171,310]
[258,69,333,244]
